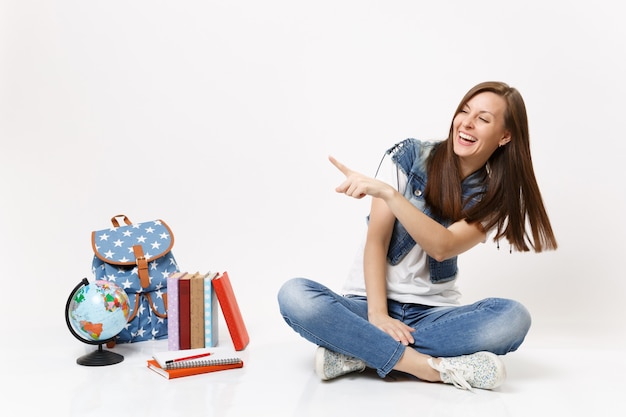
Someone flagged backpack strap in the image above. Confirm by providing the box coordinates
[126,293,168,322]
[132,245,150,289]
[127,293,141,322]
[145,292,168,319]
[110,214,133,228]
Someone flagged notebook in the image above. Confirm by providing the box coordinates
[147,359,243,379]
[152,347,243,370]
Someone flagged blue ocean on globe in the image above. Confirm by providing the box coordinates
[68,280,130,342]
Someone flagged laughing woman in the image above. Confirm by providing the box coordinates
[277,81,557,391]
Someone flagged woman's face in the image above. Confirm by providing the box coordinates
[452,91,511,177]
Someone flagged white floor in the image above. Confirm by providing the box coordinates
[4,321,625,417]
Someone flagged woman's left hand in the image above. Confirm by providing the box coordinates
[368,312,415,346]
[329,155,394,200]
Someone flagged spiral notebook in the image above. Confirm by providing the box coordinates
[147,359,243,379]
[152,347,243,370]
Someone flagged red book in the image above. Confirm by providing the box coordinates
[146,359,243,380]
[178,274,192,350]
[212,271,249,351]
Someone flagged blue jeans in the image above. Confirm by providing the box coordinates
[277,277,531,378]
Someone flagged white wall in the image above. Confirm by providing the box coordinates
[2,1,624,349]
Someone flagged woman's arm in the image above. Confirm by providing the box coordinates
[362,197,393,318]
[330,155,486,261]
[363,196,415,345]
[384,191,486,261]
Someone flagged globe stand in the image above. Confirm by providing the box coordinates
[66,278,129,367]
[76,343,124,366]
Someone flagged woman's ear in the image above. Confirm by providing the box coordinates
[499,131,512,147]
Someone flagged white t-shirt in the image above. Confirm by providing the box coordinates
[341,154,462,306]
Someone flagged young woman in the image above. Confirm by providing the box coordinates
[277,81,557,391]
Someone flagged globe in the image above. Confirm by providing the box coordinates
[65,278,130,366]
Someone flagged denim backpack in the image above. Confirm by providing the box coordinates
[91,215,179,343]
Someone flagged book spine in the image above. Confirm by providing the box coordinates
[167,272,183,351]
[204,273,218,347]
[213,271,250,351]
[178,276,192,350]
[190,273,205,349]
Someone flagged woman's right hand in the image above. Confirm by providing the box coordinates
[329,155,396,201]
[368,312,415,346]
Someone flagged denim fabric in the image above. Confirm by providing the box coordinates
[278,278,531,378]
[382,138,487,283]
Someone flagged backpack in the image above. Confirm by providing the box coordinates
[91,214,179,343]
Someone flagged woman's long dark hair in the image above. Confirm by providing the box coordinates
[424,81,557,252]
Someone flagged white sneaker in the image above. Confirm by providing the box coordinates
[315,346,366,380]
[428,351,506,391]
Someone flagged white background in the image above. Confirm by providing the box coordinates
[1,0,625,353]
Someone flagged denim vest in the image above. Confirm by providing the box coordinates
[378,138,487,283]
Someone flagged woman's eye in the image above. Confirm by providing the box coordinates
[479,117,489,123]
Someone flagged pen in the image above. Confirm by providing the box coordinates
[165,352,211,364]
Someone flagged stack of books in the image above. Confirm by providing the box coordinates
[167,271,249,352]
[147,347,244,379]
